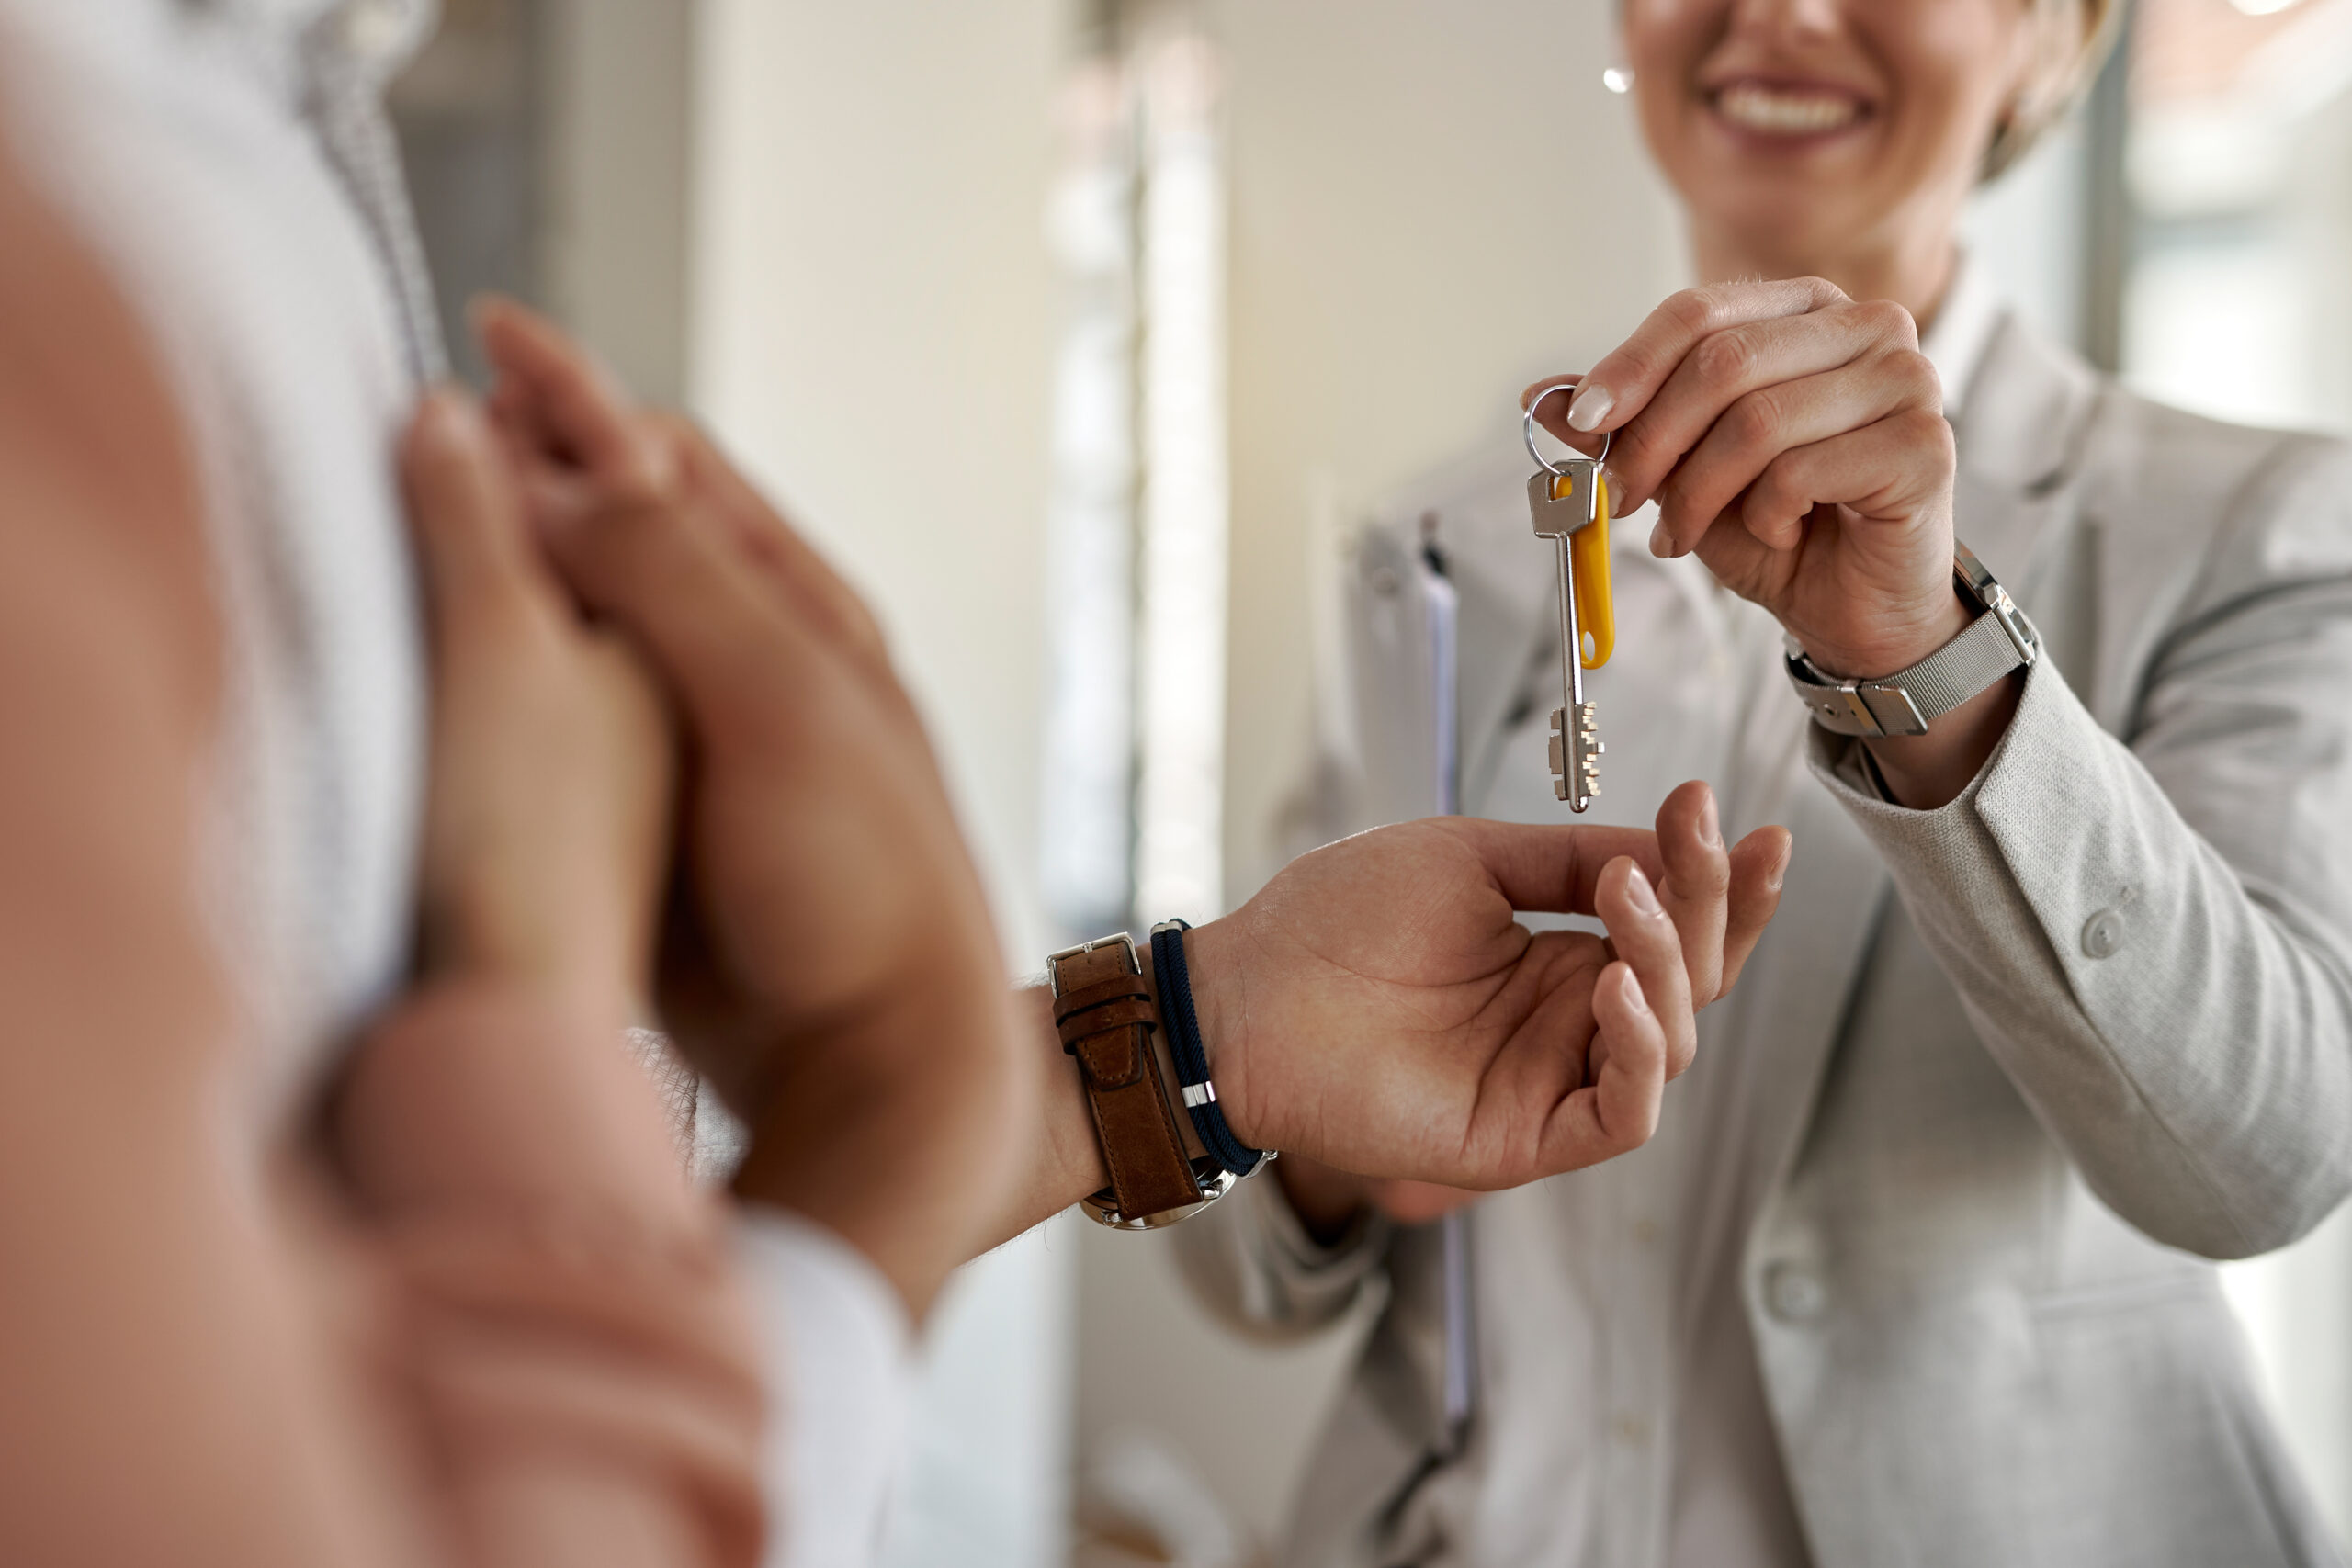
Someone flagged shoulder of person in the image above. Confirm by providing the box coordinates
[1969,311,2352,615]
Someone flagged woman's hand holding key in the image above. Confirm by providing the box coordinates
[1524,278,2021,807]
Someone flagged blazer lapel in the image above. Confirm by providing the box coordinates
[1737,313,2105,1196]
[1716,680,1894,1201]
[1949,314,2106,608]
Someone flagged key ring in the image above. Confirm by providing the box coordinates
[1522,384,1611,476]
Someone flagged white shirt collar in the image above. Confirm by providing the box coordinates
[1921,251,2002,414]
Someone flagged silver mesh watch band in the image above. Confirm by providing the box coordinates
[1784,544,2041,738]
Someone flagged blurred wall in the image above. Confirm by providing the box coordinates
[683,3,1071,1564]
[1072,2,1686,1552]
[538,0,696,405]
[1211,0,1686,906]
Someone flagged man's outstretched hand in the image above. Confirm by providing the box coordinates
[1204,784,1787,1191]
[990,785,1789,1251]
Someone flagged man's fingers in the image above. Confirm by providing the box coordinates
[399,388,544,623]
[1595,855,1700,1078]
[1566,277,1849,441]
[1436,817,1665,919]
[1720,827,1792,996]
[473,295,671,499]
[1538,961,1666,1170]
[1651,780,1731,1009]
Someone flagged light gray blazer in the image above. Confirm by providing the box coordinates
[1179,313,2352,1567]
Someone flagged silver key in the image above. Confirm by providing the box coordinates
[1536,520,1604,811]
[1523,392,1610,812]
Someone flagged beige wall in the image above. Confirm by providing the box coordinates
[538,0,698,406]
[682,4,1071,1563]
[1211,0,1685,903]
[686,0,1063,964]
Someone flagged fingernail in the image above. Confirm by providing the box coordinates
[1620,965,1650,1014]
[1648,520,1672,558]
[1700,792,1722,849]
[1770,836,1793,893]
[1607,467,1634,519]
[1567,384,1613,432]
[1625,863,1661,915]
[415,387,486,453]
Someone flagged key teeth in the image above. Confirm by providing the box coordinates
[1573,702,1601,807]
[1549,703,1603,808]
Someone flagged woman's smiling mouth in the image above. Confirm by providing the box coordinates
[1709,80,1871,139]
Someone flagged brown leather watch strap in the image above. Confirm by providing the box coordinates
[1051,940,1202,1221]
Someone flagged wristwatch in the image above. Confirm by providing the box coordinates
[1784,543,2041,738]
[1047,933,1238,1230]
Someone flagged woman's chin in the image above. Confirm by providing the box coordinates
[1690,195,1879,277]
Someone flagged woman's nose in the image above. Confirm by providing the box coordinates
[1725,0,1845,45]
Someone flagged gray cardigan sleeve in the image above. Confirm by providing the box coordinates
[1171,1168,1394,1338]
[1812,446,2352,1258]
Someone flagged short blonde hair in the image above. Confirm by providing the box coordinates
[1982,0,2121,179]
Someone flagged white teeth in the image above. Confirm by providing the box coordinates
[1715,84,1860,135]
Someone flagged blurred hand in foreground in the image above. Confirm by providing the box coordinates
[400,384,672,1032]
[475,298,1028,1319]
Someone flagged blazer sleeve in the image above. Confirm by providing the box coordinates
[1811,435,2352,1258]
[1171,1168,1395,1339]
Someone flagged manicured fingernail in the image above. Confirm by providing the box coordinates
[1567,384,1613,432]
[1700,792,1722,849]
[1770,837,1793,892]
[1648,519,1674,558]
[1625,863,1661,915]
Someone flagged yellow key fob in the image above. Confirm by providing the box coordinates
[1547,471,1614,668]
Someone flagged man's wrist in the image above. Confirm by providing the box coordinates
[1167,916,1261,1149]
[1024,982,1111,1201]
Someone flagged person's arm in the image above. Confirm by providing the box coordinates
[978,779,1791,1251]
[0,123,423,1568]
[1533,279,2352,1258]
[1813,434,2352,1258]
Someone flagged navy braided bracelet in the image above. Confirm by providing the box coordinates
[1149,919,1270,1179]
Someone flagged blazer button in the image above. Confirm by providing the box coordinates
[1764,1263,1826,1323]
[2082,908,2129,959]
